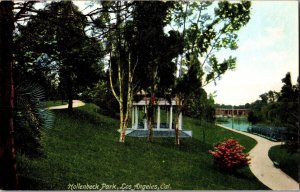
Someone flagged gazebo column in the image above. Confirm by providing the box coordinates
[135,106,138,129]
[132,107,135,129]
[157,106,160,130]
[179,112,182,130]
[169,106,173,130]
[144,119,147,130]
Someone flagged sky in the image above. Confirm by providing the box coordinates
[204,1,299,105]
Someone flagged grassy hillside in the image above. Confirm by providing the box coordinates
[17,103,268,190]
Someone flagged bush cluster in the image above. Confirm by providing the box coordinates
[209,139,250,171]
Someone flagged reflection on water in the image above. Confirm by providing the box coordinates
[218,117,250,132]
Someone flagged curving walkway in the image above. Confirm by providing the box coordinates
[47,100,85,110]
[217,124,299,190]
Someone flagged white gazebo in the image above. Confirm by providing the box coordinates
[125,98,192,137]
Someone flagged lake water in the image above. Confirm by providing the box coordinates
[219,117,250,132]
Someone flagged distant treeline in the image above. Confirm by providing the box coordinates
[214,104,250,109]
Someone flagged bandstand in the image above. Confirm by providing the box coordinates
[125,98,192,137]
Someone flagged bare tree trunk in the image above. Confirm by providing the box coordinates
[175,111,180,145]
[118,97,132,143]
[147,63,156,143]
[147,110,153,143]
[0,1,19,189]
[67,89,73,113]
[119,105,126,143]
[67,73,73,113]
[109,2,137,143]
[68,97,73,112]
[109,54,130,143]
[147,94,155,143]
[175,97,183,145]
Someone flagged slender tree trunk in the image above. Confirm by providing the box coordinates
[0,1,19,189]
[147,94,155,143]
[175,97,183,145]
[119,105,126,143]
[67,95,73,113]
[118,95,132,143]
[119,97,131,143]
[175,111,180,145]
[119,53,135,143]
[67,75,73,113]
[109,55,129,143]
[109,2,137,143]
[147,63,156,143]
[147,110,153,143]
[147,112,153,143]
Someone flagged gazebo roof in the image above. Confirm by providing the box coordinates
[133,98,178,106]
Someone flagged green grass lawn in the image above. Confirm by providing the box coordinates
[17,103,268,190]
[45,100,67,107]
[268,145,299,182]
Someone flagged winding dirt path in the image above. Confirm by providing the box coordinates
[47,100,85,110]
[217,124,299,190]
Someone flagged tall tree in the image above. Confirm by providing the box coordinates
[171,1,251,145]
[91,1,154,143]
[16,1,103,112]
[100,1,138,143]
[247,72,299,152]
[185,89,215,143]
[98,1,182,143]
[278,72,297,102]
[0,1,18,189]
[133,1,183,143]
[273,73,299,152]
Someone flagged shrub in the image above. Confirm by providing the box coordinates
[15,82,54,158]
[209,139,250,171]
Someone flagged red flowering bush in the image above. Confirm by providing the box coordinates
[209,139,250,171]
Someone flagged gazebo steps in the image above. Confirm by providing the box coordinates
[125,129,192,138]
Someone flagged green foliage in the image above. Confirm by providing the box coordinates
[17,103,267,190]
[247,111,258,125]
[215,1,251,31]
[14,82,54,158]
[15,1,104,104]
[81,81,119,118]
[132,1,183,95]
[184,87,215,123]
[173,64,200,98]
[172,1,251,87]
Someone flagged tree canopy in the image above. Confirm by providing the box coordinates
[15,1,104,111]
[246,72,299,152]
